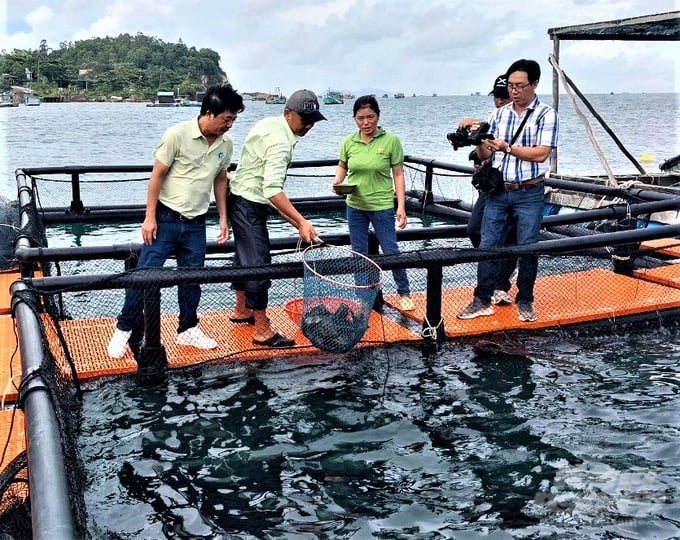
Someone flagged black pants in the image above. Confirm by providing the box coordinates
[228,194,272,310]
[468,191,518,293]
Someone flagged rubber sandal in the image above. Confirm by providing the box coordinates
[229,315,255,324]
[252,332,295,348]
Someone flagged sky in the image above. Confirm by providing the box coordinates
[1,0,678,97]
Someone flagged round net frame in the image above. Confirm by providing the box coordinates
[301,244,384,353]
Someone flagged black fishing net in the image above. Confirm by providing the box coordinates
[300,244,383,353]
[0,197,20,271]
[0,451,30,540]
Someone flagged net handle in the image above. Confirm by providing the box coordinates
[302,244,384,290]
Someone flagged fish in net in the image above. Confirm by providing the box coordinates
[301,244,383,353]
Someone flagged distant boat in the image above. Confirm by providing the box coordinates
[394,93,405,99]
[0,93,18,108]
[432,93,438,97]
[146,91,179,107]
[265,87,286,104]
[382,93,389,98]
[179,97,201,107]
[323,90,344,105]
[342,92,355,100]
[24,95,41,106]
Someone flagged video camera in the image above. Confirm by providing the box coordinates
[446,122,494,151]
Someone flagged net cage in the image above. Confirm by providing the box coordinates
[9,162,680,537]
[0,197,21,271]
[296,244,384,353]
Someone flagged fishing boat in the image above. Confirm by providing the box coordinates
[145,91,180,107]
[393,92,405,99]
[0,93,17,107]
[322,89,344,105]
[1,11,679,539]
[265,87,286,104]
[24,95,41,106]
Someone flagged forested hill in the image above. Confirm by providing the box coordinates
[0,33,229,100]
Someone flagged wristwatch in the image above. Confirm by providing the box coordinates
[505,145,512,154]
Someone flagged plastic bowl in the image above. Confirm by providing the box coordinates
[333,183,356,195]
[284,299,304,325]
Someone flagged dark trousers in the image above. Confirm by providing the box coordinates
[229,194,272,310]
[468,192,518,293]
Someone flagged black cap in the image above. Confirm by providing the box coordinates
[489,74,509,99]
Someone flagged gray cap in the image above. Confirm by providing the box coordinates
[285,89,327,122]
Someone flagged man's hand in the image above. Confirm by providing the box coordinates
[216,218,230,244]
[297,219,317,243]
[141,217,157,245]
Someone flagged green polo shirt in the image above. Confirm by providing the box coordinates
[231,115,299,204]
[340,128,404,211]
[154,118,232,218]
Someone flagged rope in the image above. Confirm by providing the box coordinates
[548,55,618,186]
[421,316,443,341]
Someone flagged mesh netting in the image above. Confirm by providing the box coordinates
[0,198,20,271]
[299,244,384,353]
[8,163,680,537]
[0,451,30,540]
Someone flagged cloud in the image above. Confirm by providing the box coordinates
[1,0,678,94]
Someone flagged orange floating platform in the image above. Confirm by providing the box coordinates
[0,408,25,472]
[386,267,680,338]
[52,304,422,379]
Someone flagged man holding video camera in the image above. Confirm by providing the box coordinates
[457,59,559,323]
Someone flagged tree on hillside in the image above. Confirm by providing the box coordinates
[0,33,228,98]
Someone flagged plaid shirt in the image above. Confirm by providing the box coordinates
[488,96,559,184]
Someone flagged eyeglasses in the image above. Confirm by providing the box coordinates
[507,82,532,92]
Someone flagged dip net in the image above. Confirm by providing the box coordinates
[299,244,383,353]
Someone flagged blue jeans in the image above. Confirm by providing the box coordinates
[347,206,410,296]
[117,204,207,333]
[475,184,544,305]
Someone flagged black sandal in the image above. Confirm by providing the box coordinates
[253,333,295,348]
[230,315,255,325]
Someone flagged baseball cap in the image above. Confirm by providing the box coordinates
[285,89,327,122]
[489,74,509,99]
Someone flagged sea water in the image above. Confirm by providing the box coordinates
[1,95,680,538]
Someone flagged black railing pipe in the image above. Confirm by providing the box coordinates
[10,281,77,540]
[546,176,680,202]
[68,172,85,214]
[138,286,167,375]
[423,265,445,344]
[26,222,680,295]
[18,194,680,266]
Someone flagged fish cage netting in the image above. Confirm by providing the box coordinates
[0,197,20,271]
[5,288,90,539]
[0,451,30,540]
[17,240,677,374]
[23,173,152,210]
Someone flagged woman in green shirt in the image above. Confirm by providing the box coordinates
[333,95,414,311]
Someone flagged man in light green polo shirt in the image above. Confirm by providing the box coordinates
[108,84,245,359]
[228,89,326,348]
